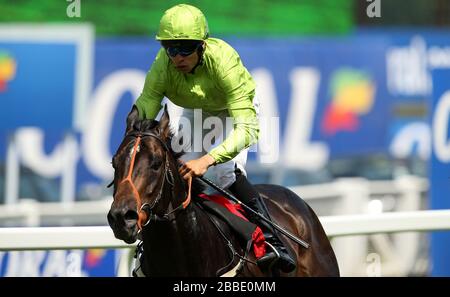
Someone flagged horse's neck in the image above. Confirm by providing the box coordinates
[142,201,223,276]
[144,199,209,247]
[141,161,235,276]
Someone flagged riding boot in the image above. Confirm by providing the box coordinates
[228,169,296,273]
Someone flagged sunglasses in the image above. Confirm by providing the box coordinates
[165,43,202,57]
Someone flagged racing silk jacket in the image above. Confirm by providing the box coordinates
[135,38,259,164]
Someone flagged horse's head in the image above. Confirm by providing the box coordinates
[107,105,176,243]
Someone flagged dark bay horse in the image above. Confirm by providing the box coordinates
[107,106,339,277]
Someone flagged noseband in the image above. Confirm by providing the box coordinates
[116,131,192,231]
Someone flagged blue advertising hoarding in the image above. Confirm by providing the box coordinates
[0,249,120,277]
[1,31,450,276]
[430,68,450,276]
[79,36,393,187]
[2,33,450,192]
[0,43,76,130]
[0,25,93,133]
[231,37,391,157]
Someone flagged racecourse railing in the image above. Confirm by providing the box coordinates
[1,210,450,250]
[0,176,441,276]
[1,209,450,277]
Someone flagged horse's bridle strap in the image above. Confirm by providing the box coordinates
[139,175,192,227]
[117,131,192,230]
[120,136,143,210]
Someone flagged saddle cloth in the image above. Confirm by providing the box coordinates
[197,193,266,259]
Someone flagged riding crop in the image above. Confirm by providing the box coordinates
[198,176,310,249]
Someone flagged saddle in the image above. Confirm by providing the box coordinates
[195,193,267,260]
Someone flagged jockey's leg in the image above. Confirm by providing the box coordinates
[228,168,296,273]
[197,107,296,273]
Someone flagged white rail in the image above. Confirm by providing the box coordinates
[321,209,450,236]
[0,226,128,251]
[1,209,450,251]
[0,176,433,276]
[0,176,429,225]
[0,199,111,226]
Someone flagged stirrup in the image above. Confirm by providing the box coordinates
[256,241,280,271]
[259,239,297,273]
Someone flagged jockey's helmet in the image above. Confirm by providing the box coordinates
[156,4,209,41]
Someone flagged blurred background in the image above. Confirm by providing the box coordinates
[0,0,449,276]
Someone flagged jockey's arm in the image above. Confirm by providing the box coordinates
[207,96,259,164]
[207,49,259,165]
[133,45,259,179]
[179,100,259,180]
[135,50,166,120]
[180,47,259,179]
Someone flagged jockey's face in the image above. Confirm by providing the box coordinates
[169,50,199,73]
[162,40,203,74]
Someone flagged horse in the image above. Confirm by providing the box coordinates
[107,106,340,277]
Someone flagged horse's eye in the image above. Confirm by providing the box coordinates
[150,159,163,170]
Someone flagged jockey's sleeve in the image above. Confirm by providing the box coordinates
[135,50,166,119]
[208,49,259,164]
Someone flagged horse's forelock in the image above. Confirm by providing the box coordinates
[134,119,159,133]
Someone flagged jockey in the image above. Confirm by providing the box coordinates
[129,3,295,273]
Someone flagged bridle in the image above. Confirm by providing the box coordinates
[113,130,192,231]
[113,130,255,276]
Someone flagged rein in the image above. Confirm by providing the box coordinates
[117,131,192,231]
[116,130,254,277]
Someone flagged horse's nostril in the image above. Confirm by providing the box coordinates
[124,210,138,222]
[107,210,117,224]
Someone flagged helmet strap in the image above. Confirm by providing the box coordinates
[189,42,205,74]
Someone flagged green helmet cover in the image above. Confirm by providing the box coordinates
[156,4,209,41]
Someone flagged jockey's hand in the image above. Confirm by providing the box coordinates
[179,154,216,181]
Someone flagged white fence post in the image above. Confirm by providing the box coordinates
[5,134,19,206]
[61,132,78,204]
[388,175,426,275]
[330,178,371,276]
[20,199,41,227]
[116,248,134,277]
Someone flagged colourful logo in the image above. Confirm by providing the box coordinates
[84,249,107,268]
[321,68,376,135]
[0,51,16,92]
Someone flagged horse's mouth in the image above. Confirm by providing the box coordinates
[123,234,138,244]
[111,225,139,244]
[108,208,140,244]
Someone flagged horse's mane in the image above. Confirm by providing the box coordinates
[133,118,206,197]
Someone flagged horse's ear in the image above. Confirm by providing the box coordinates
[126,105,140,135]
[158,104,171,139]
